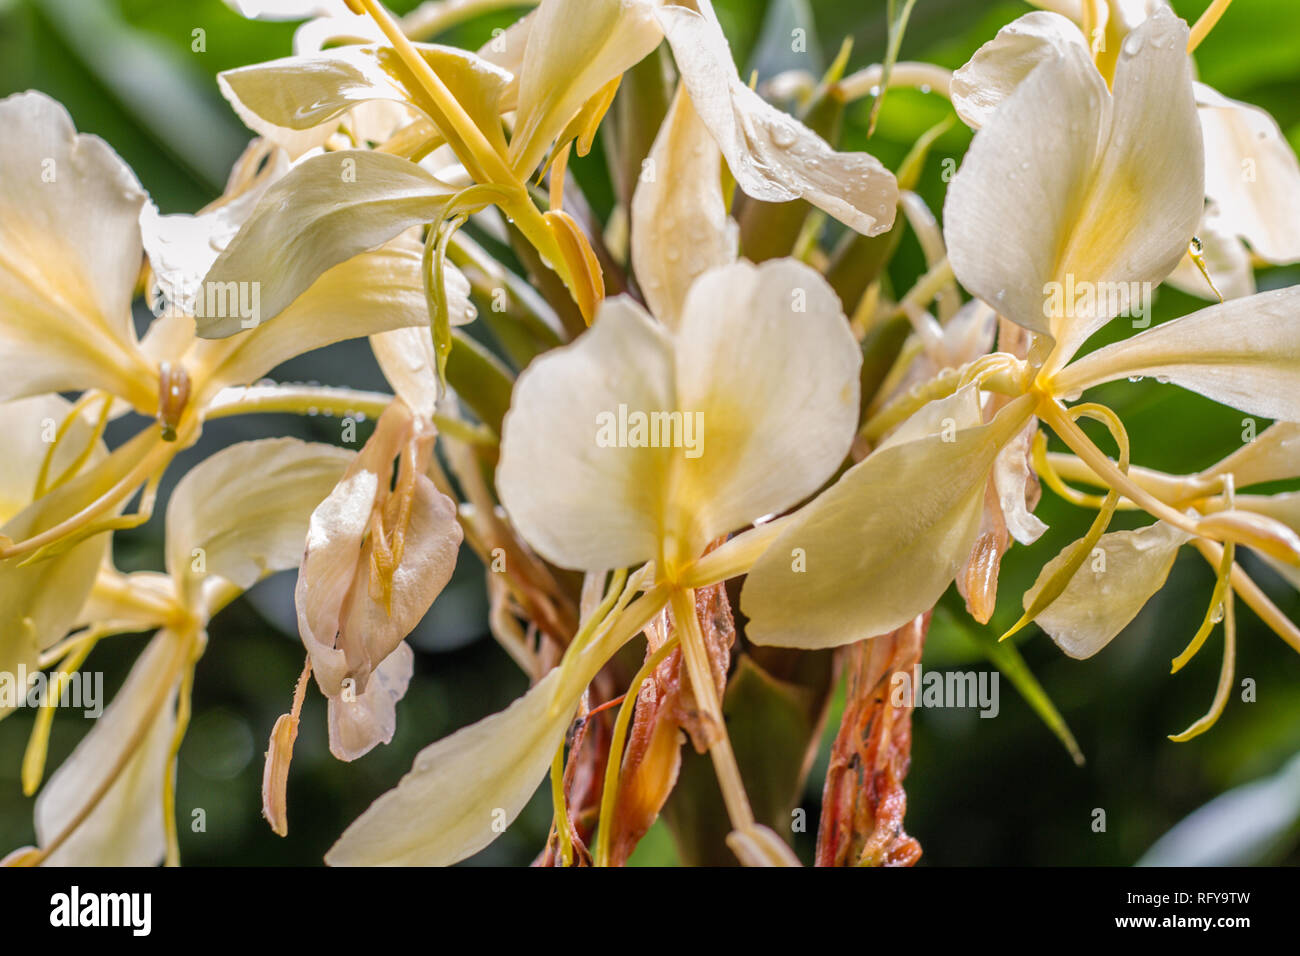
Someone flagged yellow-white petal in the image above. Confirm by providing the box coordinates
[35,630,184,866]
[0,400,128,718]
[657,1,897,236]
[0,92,155,408]
[631,84,736,329]
[951,11,1091,129]
[508,0,663,177]
[193,237,431,401]
[1029,521,1189,659]
[326,668,570,866]
[219,44,511,160]
[1053,286,1300,422]
[1200,423,1300,490]
[1198,83,1300,265]
[164,437,353,611]
[498,259,861,572]
[199,151,454,339]
[946,9,1201,358]
[742,394,1036,649]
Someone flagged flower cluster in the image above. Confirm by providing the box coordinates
[3,0,1298,867]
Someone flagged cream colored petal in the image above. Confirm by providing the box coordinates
[1197,84,1300,265]
[0,92,154,407]
[631,84,736,329]
[198,151,454,338]
[1165,205,1256,301]
[0,408,133,720]
[1046,9,1202,358]
[993,417,1048,545]
[164,438,353,610]
[0,396,102,522]
[194,237,430,399]
[497,297,676,570]
[1200,423,1300,489]
[944,33,1106,339]
[951,11,1092,129]
[670,260,861,557]
[502,259,860,572]
[1240,493,1300,590]
[371,326,439,421]
[34,630,183,866]
[946,9,1201,355]
[742,395,1036,649]
[326,668,571,866]
[140,151,290,318]
[1054,286,1300,422]
[328,642,414,762]
[508,0,663,177]
[658,2,897,236]
[1029,521,1189,659]
[876,383,982,451]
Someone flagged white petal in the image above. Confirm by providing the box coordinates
[951,12,1092,129]
[498,260,861,572]
[198,151,454,339]
[1200,423,1300,489]
[164,438,353,609]
[658,1,898,236]
[326,668,571,866]
[742,395,1036,648]
[508,0,663,176]
[1030,521,1189,659]
[631,85,736,329]
[946,9,1202,357]
[1198,84,1300,264]
[497,297,675,570]
[193,237,431,400]
[0,92,154,407]
[35,631,183,866]
[1054,285,1300,422]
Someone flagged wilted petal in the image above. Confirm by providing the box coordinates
[164,437,353,610]
[34,631,183,866]
[1197,84,1300,265]
[742,395,1036,649]
[1029,521,1189,659]
[199,151,455,338]
[631,85,736,329]
[508,0,663,177]
[328,642,414,762]
[499,260,860,572]
[0,92,155,407]
[326,668,571,865]
[993,417,1048,545]
[657,1,898,236]
[1053,286,1300,422]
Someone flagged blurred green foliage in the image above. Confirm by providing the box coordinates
[1,0,1297,866]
